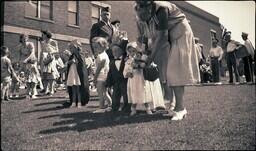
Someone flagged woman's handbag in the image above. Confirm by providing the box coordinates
[143,63,159,81]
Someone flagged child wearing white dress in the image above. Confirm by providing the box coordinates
[123,42,152,116]
[91,37,112,113]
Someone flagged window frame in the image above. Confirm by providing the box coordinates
[90,1,111,25]
[25,0,53,21]
[67,1,79,26]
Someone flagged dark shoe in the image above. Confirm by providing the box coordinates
[4,97,10,101]
[122,106,131,113]
[40,89,46,93]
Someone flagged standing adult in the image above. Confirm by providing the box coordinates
[209,39,223,83]
[241,32,254,83]
[18,34,41,97]
[18,34,34,76]
[225,31,240,84]
[135,1,200,120]
[90,7,114,60]
[39,30,59,95]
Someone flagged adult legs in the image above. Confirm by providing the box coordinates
[243,56,250,82]
[162,82,175,109]
[172,86,185,112]
[211,58,218,82]
[227,54,234,83]
[230,54,240,82]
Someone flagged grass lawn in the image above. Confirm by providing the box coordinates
[1,84,255,150]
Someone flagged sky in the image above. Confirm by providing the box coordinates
[187,1,255,47]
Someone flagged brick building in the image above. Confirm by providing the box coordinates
[2,1,221,62]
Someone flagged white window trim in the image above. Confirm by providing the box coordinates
[27,0,52,20]
[67,1,79,26]
[91,1,111,23]
[91,1,111,8]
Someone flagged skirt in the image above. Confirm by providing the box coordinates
[166,19,200,86]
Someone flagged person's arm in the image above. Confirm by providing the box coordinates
[93,58,106,83]
[7,59,20,82]
[23,42,35,63]
[147,7,169,65]
[219,47,224,61]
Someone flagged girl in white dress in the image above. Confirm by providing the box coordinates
[123,42,152,116]
[66,40,82,108]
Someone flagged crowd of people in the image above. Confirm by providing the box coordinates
[1,1,255,121]
[197,31,255,84]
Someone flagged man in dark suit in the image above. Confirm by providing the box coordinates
[107,43,131,113]
[90,7,114,60]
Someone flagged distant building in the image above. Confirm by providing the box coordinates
[2,1,221,62]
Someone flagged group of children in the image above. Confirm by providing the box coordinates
[91,37,166,116]
[1,32,67,102]
[1,33,166,116]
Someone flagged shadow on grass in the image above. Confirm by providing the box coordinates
[22,106,66,113]
[34,100,68,106]
[38,111,170,134]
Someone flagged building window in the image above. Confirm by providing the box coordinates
[91,1,111,25]
[25,1,53,20]
[91,4,101,25]
[68,1,79,26]
[210,29,217,40]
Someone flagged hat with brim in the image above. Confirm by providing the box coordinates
[226,31,231,35]
[102,7,111,13]
[242,32,248,36]
[135,0,153,7]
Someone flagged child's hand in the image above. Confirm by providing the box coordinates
[140,62,146,68]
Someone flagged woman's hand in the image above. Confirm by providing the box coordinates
[127,72,133,78]
[145,56,153,66]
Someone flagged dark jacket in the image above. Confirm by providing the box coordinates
[66,52,90,105]
[90,21,114,55]
[106,57,128,87]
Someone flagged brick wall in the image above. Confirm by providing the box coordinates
[3,1,222,60]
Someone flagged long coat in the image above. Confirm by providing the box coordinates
[66,52,90,105]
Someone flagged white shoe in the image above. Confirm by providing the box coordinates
[105,106,112,112]
[130,110,137,116]
[146,109,153,115]
[93,108,106,113]
[31,95,38,99]
[77,103,82,108]
[215,82,222,85]
[171,108,187,121]
[70,103,76,108]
